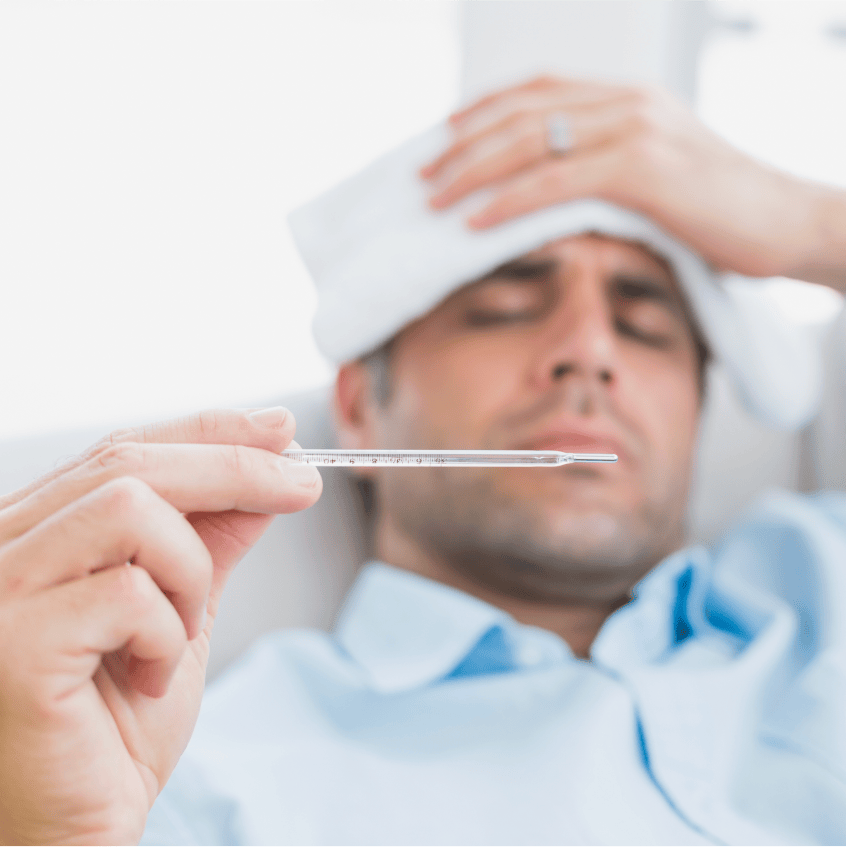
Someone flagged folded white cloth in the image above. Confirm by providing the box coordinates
[289,124,821,430]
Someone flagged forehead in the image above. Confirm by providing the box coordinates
[475,233,679,287]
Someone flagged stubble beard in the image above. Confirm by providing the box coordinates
[380,465,688,607]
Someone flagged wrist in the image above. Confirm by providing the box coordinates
[785,184,846,291]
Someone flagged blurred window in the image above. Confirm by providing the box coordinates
[698,0,846,324]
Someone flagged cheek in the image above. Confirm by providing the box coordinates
[390,332,528,440]
[621,350,700,468]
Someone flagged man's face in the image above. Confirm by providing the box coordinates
[345,234,704,605]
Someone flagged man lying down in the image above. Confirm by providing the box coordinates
[2,79,845,846]
[140,81,845,844]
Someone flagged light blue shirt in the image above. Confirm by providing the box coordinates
[143,490,846,845]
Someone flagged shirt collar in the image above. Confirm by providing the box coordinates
[591,544,743,667]
[336,549,747,693]
[334,562,514,694]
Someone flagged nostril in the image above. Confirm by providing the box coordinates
[551,363,570,380]
[598,369,613,384]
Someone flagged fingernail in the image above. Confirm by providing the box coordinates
[249,406,289,428]
[282,461,321,489]
[190,608,207,640]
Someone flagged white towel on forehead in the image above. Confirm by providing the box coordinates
[289,123,821,431]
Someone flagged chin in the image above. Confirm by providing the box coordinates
[530,506,630,562]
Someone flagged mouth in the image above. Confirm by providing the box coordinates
[516,429,627,463]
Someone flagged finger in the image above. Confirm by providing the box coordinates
[0,476,212,640]
[5,564,187,705]
[435,77,627,164]
[439,87,631,172]
[105,406,296,451]
[429,95,634,210]
[1,440,321,544]
[447,75,573,126]
[426,95,639,211]
[187,510,274,624]
[429,114,547,210]
[186,442,312,623]
[425,109,543,189]
[466,145,627,229]
[425,93,561,180]
[0,407,296,511]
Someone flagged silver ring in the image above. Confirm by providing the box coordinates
[546,112,572,157]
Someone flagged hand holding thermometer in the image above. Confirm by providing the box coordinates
[279,449,617,467]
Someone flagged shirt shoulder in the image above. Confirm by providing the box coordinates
[194,627,364,746]
[713,490,846,781]
[711,490,846,645]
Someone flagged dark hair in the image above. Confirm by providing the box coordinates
[360,338,396,407]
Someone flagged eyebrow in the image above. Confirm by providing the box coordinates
[471,260,684,314]
[612,274,683,315]
[477,257,558,282]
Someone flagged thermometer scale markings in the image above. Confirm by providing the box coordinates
[279,449,617,467]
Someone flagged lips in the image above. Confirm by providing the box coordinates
[517,429,626,461]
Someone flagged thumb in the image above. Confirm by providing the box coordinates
[188,510,276,622]
[187,440,321,621]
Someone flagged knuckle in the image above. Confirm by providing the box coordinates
[529,74,558,89]
[549,159,572,190]
[626,88,659,126]
[623,131,658,165]
[97,475,153,518]
[516,127,540,158]
[76,427,137,466]
[225,443,253,478]
[513,107,534,125]
[103,425,138,447]
[93,441,146,477]
[626,109,652,137]
[116,564,157,611]
[196,408,223,439]
[628,84,654,106]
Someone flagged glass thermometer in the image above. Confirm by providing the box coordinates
[279,449,617,467]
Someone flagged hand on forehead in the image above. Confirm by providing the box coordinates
[290,78,822,431]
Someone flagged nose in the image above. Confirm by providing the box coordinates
[532,277,618,406]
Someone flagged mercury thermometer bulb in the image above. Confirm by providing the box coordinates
[279,449,617,468]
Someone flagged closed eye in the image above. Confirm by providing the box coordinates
[460,276,552,328]
[464,308,543,327]
[613,276,683,348]
[614,277,678,310]
[615,317,673,347]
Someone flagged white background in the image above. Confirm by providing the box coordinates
[0,1,459,439]
[1,0,845,442]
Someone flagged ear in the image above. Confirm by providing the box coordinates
[333,361,378,452]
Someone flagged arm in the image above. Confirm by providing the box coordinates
[422,76,846,292]
[0,407,321,844]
